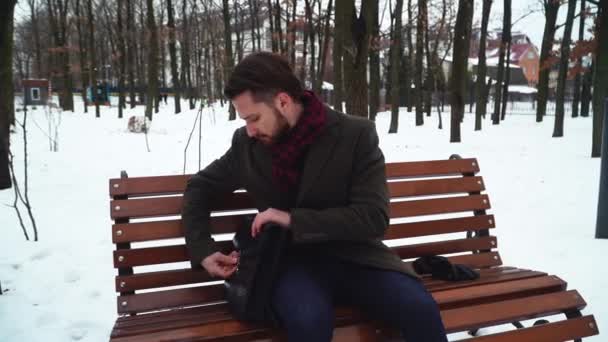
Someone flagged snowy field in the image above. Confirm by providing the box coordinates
[0,96,604,341]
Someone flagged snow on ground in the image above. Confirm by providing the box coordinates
[0,97,604,341]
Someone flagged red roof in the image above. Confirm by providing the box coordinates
[22,79,49,87]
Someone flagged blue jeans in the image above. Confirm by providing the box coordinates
[272,254,448,342]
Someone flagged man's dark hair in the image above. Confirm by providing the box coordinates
[224,52,304,104]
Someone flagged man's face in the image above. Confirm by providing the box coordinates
[232,91,289,145]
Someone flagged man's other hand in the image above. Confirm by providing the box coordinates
[201,251,239,279]
[251,208,291,237]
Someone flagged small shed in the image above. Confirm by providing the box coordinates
[22,79,51,106]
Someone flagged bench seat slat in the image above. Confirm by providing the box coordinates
[386,215,495,239]
[390,195,491,218]
[456,315,598,341]
[108,159,481,198]
[113,237,496,269]
[111,193,491,220]
[115,264,524,294]
[113,214,497,244]
[117,273,561,316]
[389,176,485,197]
[386,158,480,178]
[111,288,585,341]
[110,193,255,220]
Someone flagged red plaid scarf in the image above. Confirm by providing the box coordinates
[271,91,327,193]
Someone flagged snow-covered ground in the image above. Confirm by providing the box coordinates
[0,97,604,341]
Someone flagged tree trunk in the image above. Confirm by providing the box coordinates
[368,0,380,121]
[389,0,404,132]
[167,0,181,113]
[592,0,608,157]
[415,0,426,125]
[274,0,284,54]
[75,0,89,113]
[332,0,345,112]
[315,0,333,95]
[222,0,236,119]
[266,0,277,52]
[127,0,136,108]
[572,0,586,118]
[536,0,560,122]
[450,0,473,142]
[500,0,512,122]
[145,0,159,121]
[28,0,43,78]
[492,0,509,125]
[304,0,316,88]
[0,0,17,190]
[87,0,100,117]
[234,1,243,62]
[406,0,414,112]
[553,0,577,137]
[117,0,126,118]
[475,0,493,130]
[581,62,592,117]
[343,0,370,117]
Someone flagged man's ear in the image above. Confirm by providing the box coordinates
[274,92,291,110]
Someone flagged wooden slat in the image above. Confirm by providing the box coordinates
[110,175,189,197]
[386,158,479,178]
[117,285,226,315]
[113,236,496,269]
[113,214,496,244]
[390,194,491,218]
[386,215,495,239]
[109,159,480,198]
[113,241,233,268]
[443,252,502,269]
[116,272,558,316]
[389,176,485,197]
[112,285,584,340]
[456,315,598,341]
[115,269,212,293]
[432,275,566,310]
[441,290,587,333]
[112,216,248,243]
[394,236,497,259]
[116,253,503,314]
[110,192,255,219]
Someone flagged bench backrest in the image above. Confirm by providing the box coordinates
[109,157,499,316]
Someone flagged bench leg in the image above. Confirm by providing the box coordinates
[565,309,584,342]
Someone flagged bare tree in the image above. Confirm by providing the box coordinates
[592,0,607,157]
[1,0,17,190]
[86,0,100,117]
[450,0,473,142]
[492,0,509,125]
[389,0,404,132]
[332,0,345,111]
[343,0,371,117]
[474,0,492,130]
[415,0,427,125]
[536,0,560,122]
[572,0,586,118]
[500,0,511,122]
[368,0,380,121]
[145,0,159,120]
[47,0,75,112]
[553,0,577,137]
[127,0,137,108]
[166,0,181,114]
[222,0,236,119]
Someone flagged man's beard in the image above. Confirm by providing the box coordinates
[259,107,290,145]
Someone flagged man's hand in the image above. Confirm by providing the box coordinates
[201,251,239,279]
[251,208,291,237]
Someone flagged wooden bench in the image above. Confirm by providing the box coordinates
[108,157,599,341]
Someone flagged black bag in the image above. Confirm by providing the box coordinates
[224,215,290,326]
[413,255,479,281]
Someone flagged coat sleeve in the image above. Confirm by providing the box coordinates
[289,122,390,243]
[182,130,242,269]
